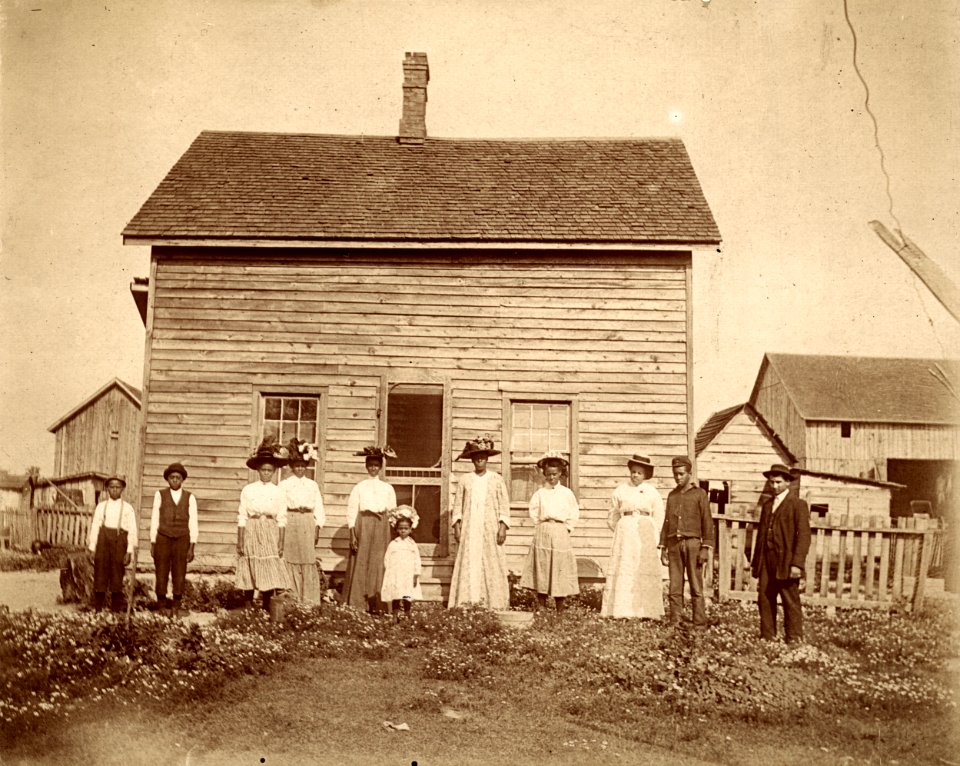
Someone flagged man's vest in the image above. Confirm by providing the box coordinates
[158,488,191,538]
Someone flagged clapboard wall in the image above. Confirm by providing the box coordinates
[137,247,694,595]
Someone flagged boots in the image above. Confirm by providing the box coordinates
[94,592,106,612]
[110,592,124,613]
[261,589,274,612]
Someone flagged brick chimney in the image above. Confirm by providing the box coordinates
[398,52,429,144]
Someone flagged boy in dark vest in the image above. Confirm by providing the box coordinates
[150,462,198,617]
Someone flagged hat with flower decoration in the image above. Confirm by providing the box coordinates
[353,445,398,463]
[287,438,318,466]
[536,450,569,471]
[246,435,289,470]
[388,504,420,530]
[456,435,501,460]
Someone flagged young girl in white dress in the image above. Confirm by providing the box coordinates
[381,505,423,621]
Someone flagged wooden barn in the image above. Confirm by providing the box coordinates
[695,402,902,519]
[122,53,720,597]
[749,354,959,520]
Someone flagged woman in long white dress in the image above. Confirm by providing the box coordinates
[601,454,665,619]
[447,437,511,609]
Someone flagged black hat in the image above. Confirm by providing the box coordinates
[762,463,795,481]
[457,436,500,460]
[104,475,127,489]
[353,445,397,462]
[247,437,288,470]
[164,462,188,480]
[287,439,317,466]
[671,456,692,470]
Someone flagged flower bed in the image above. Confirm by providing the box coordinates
[1,598,955,736]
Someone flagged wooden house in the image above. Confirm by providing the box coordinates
[694,402,901,519]
[749,354,959,520]
[122,53,720,596]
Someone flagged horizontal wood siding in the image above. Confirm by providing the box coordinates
[796,474,891,519]
[139,249,692,591]
[695,409,789,508]
[750,362,806,463]
[803,421,960,479]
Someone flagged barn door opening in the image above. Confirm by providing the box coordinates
[383,383,444,553]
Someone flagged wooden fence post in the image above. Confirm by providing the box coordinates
[912,517,935,612]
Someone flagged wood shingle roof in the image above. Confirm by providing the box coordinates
[752,354,960,426]
[123,132,720,245]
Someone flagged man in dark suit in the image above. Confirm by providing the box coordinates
[750,464,811,643]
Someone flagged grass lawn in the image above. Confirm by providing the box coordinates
[2,596,958,765]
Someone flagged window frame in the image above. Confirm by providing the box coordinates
[250,387,327,485]
[501,393,579,509]
[378,374,450,558]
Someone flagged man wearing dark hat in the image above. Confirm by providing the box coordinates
[750,464,811,643]
[659,456,713,626]
[149,462,198,618]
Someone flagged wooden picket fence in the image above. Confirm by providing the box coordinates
[710,511,943,611]
[35,507,95,548]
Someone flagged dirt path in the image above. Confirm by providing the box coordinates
[0,570,72,613]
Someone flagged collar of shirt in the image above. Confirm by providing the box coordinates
[169,488,182,503]
[772,489,789,512]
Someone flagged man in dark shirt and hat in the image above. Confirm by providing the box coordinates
[750,463,811,643]
[660,456,712,626]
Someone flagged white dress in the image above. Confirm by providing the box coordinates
[601,481,665,618]
[380,536,423,602]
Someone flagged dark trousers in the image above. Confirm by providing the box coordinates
[757,554,803,642]
[667,537,706,625]
[154,533,190,601]
[93,527,127,603]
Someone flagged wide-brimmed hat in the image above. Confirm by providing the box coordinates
[537,450,569,471]
[163,462,188,480]
[104,475,127,489]
[246,437,288,470]
[287,439,318,466]
[762,463,795,481]
[627,454,655,474]
[457,436,500,460]
[353,445,397,462]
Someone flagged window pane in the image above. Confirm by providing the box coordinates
[281,423,297,442]
[386,384,443,467]
[531,406,549,430]
[300,424,316,442]
[510,464,541,502]
[550,428,567,449]
[300,399,317,420]
[283,399,299,420]
[513,403,531,429]
[262,422,280,441]
[514,432,531,452]
[264,398,281,419]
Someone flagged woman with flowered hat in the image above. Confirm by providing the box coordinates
[280,439,325,604]
[520,451,581,610]
[601,454,665,619]
[447,436,511,609]
[380,505,423,621]
[343,445,397,613]
[235,437,293,611]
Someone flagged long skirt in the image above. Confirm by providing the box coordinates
[344,511,390,609]
[520,521,580,597]
[93,527,128,593]
[235,516,292,592]
[283,512,321,603]
[601,513,664,619]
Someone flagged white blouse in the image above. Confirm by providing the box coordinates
[609,481,665,535]
[237,481,287,528]
[279,475,325,527]
[346,477,397,528]
[528,484,580,533]
[88,499,138,554]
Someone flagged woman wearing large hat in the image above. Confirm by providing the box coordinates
[235,437,293,611]
[601,454,666,619]
[343,445,397,613]
[447,437,511,609]
[279,439,325,604]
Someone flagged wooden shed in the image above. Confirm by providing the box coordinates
[46,378,142,506]
[122,53,720,597]
[748,354,959,520]
[695,402,900,519]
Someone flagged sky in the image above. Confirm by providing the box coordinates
[1,0,958,476]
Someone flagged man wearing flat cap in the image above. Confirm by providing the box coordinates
[659,455,712,625]
[750,464,810,643]
[150,462,198,617]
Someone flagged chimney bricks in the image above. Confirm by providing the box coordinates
[398,52,429,144]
